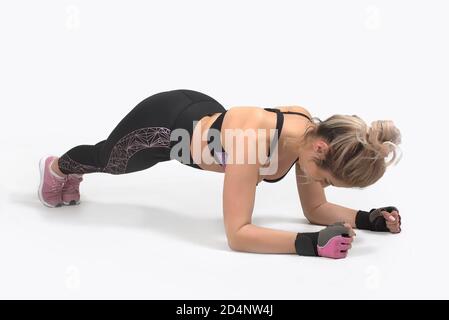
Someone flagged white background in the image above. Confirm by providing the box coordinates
[0,0,448,299]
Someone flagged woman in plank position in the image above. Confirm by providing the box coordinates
[38,89,402,259]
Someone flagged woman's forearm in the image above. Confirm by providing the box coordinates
[230,224,298,254]
[306,201,358,227]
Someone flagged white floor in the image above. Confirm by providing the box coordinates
[1,0,448,299]
[1,149,447,299]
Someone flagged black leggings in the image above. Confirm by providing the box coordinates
[58,89,226,175]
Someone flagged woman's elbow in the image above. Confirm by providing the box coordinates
[303,211,319,225]
[227,237,242,252]
[226,233,247,252]
[226,224,253,252]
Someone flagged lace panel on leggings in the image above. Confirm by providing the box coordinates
[59,127,171,174]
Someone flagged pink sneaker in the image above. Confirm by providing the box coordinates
[38,155,67,208]
[62,174,83,205]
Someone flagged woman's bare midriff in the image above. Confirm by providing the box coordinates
[190,112,226,173]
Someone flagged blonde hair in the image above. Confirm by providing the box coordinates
[300,114,402,188]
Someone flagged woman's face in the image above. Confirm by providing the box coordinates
[298,138,346,188]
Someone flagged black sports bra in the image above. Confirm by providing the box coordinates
[207,107,312,184]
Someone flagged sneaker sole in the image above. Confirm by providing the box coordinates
[63,200,81,206]
[38,156,63,208]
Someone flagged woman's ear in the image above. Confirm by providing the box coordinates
[313,139,329,157]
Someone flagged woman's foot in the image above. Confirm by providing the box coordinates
[38,155,67,208]
[62,173,83,205]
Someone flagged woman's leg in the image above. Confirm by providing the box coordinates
[39,89,224,207]
[56,91,183,176]
[55,88,226,175]
[57,127,172,176]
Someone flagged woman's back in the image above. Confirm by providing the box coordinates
[190,105,313,184]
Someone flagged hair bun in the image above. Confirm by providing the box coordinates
[367,120,402,166]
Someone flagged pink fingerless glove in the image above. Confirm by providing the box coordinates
[295,222,353,259]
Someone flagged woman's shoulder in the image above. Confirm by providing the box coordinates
[223,106,268,129]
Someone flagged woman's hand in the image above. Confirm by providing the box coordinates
[295,222,356,259]
[355,206,401,233]
[381,209,401,233]
[343,222,357,237]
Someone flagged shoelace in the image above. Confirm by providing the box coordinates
[46,184,65,193]
[45,174,66,191]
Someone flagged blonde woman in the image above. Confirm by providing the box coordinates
[37,89,402,259]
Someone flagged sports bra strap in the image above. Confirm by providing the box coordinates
[264,107,312,121]
[263,108,283,159]
[263,107,312,159]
